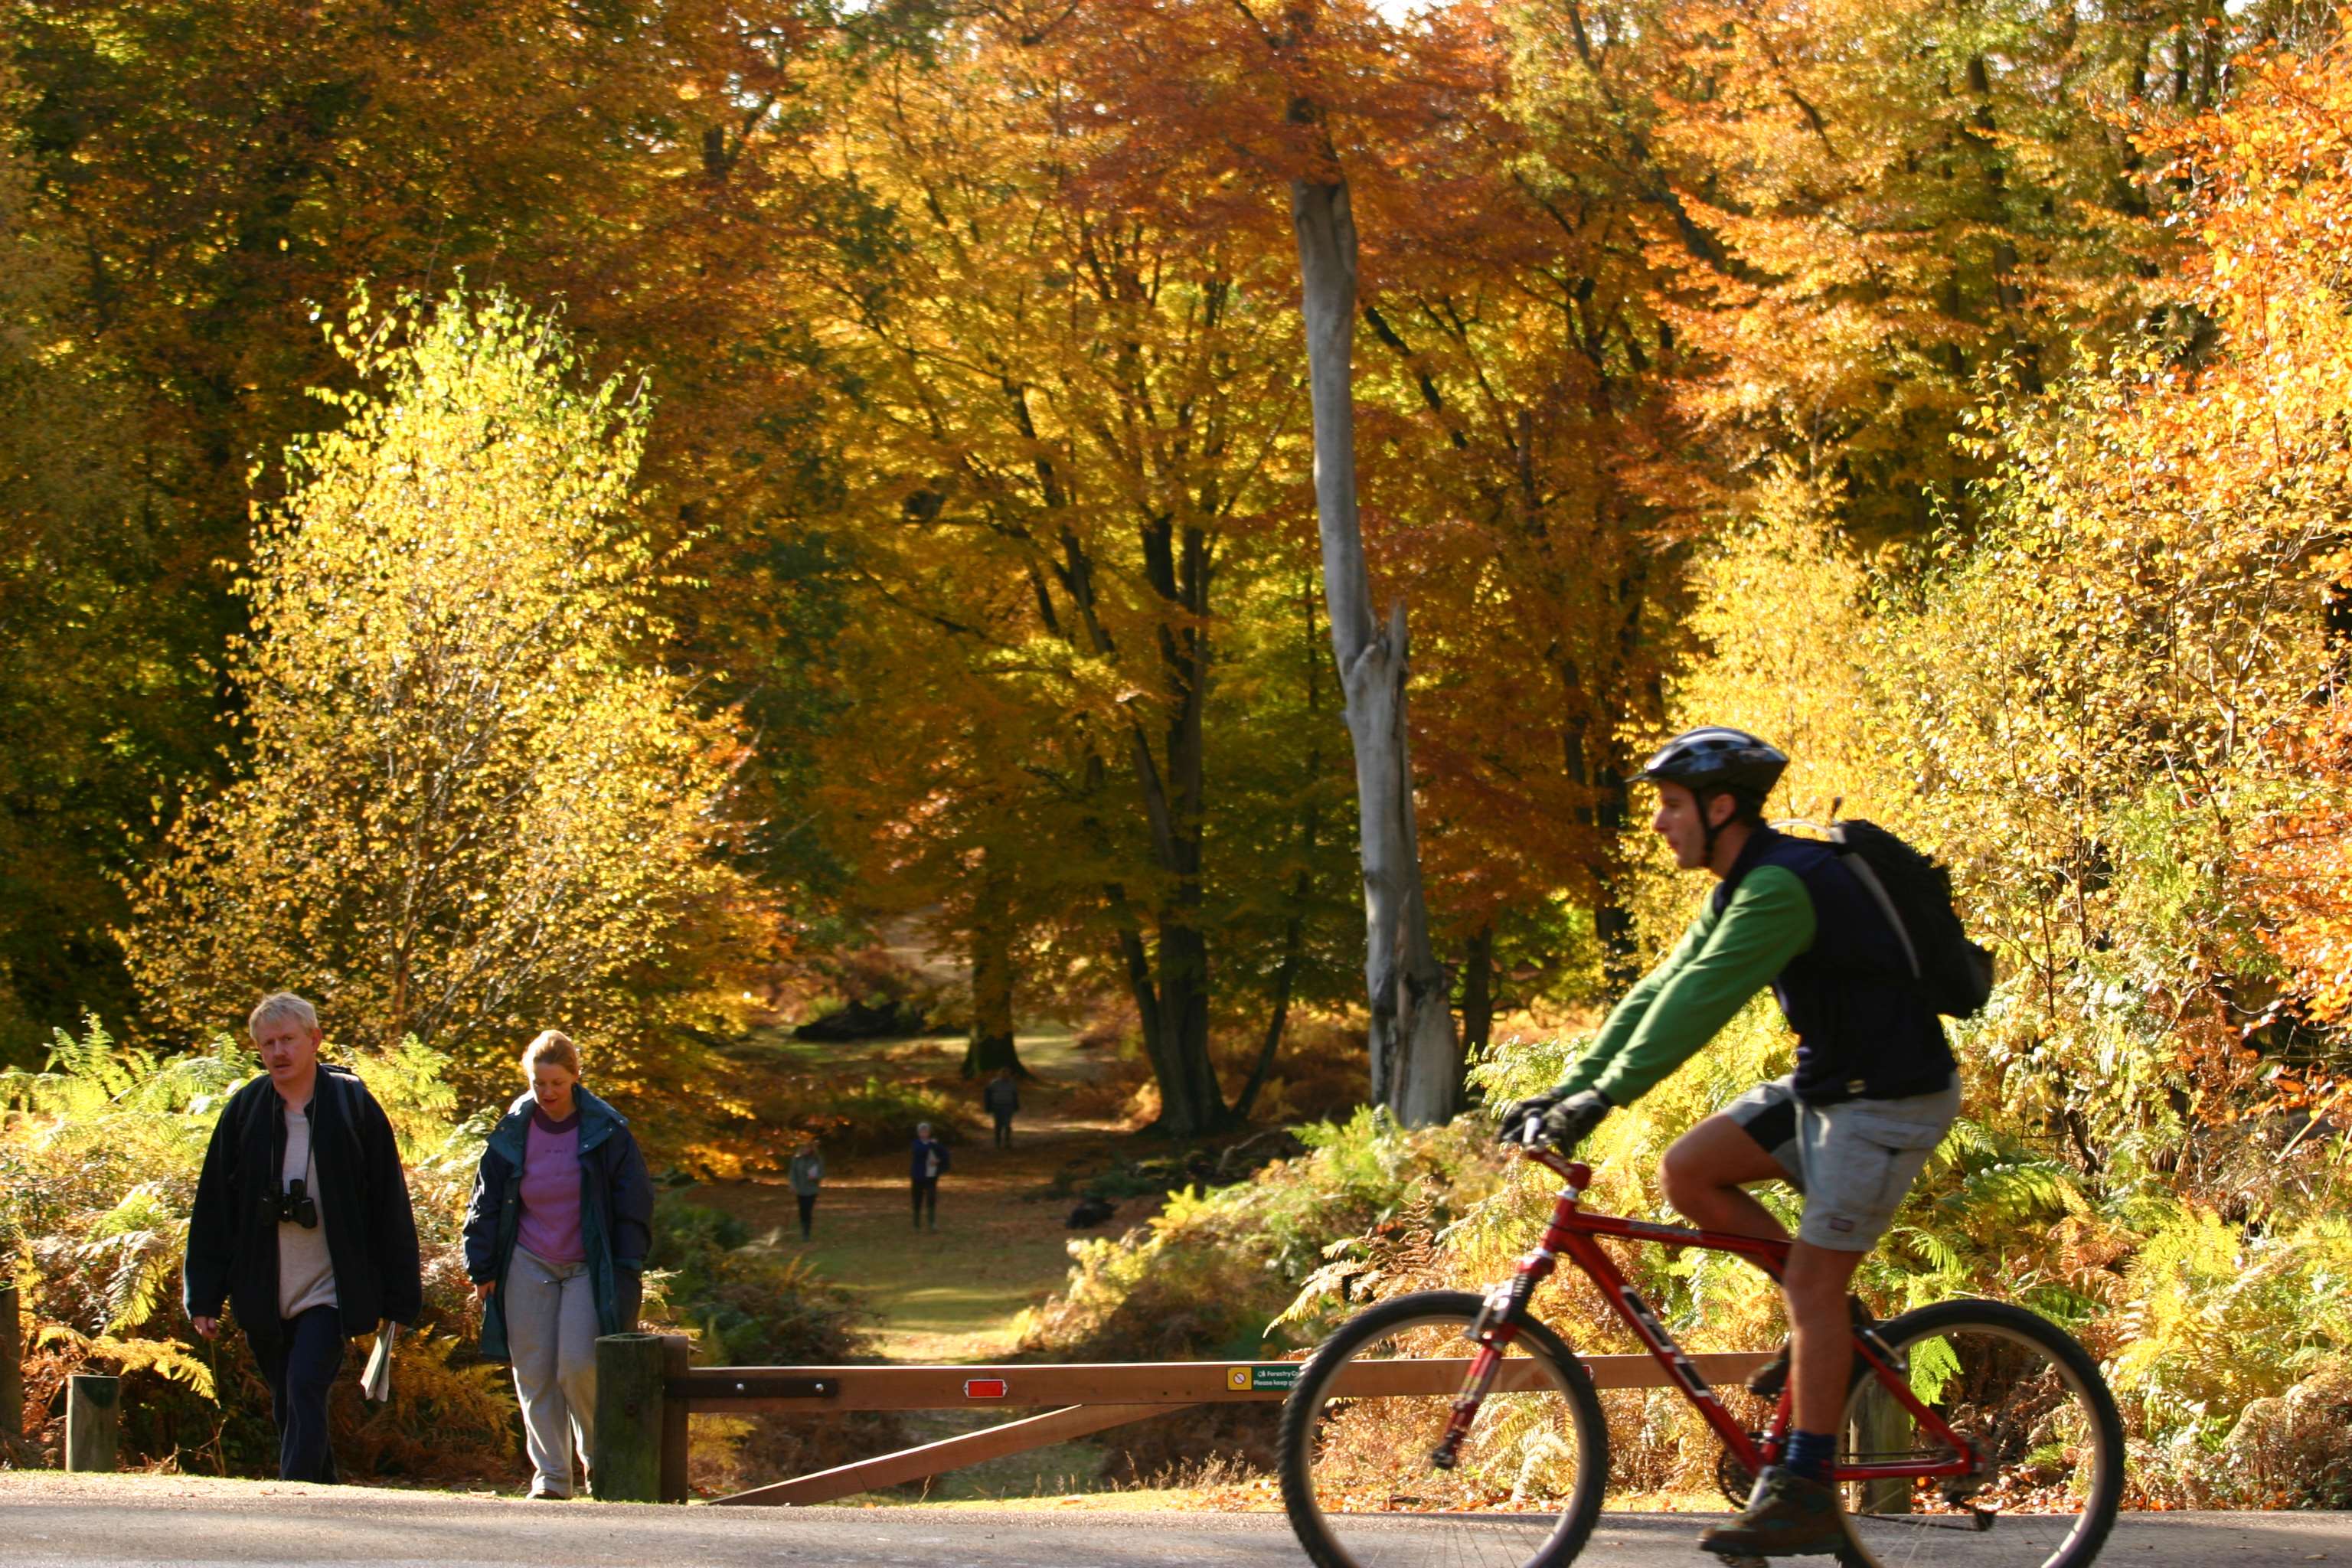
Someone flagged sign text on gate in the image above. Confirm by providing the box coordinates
[1226,1364,1301,1393]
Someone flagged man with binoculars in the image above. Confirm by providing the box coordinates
[185,992,423,1484]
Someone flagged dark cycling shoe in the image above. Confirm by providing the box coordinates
[1744,1295,1886,1401]
[1697,1466,1844,1557]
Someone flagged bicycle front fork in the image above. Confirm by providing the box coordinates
[1429,1255,1553,1470]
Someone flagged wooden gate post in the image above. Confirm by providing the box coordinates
[0,1282,21,1443]
[592,1333,665,1502]
[658,1334,690,1504]
[1852,1380,1913,1515]
[65,1374,119,1472]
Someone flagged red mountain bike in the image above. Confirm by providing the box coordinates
[1279,1142,2124,1568]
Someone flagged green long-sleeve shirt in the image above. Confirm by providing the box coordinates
[1556,864,1817,1106]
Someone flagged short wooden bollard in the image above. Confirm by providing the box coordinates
[592,1333,665,1502]
[65,1373,119,1472]
[657,1334,691,1504]
[0,1282,21,1443]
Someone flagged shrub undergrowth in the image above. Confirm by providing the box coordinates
[1021,1011,2352,1506]
[0,1019,899,1491]
[647,1193,909,1494]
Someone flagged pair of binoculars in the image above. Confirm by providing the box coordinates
[277,1178,318,1230]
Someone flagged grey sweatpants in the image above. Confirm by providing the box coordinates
[505,1244,599,1497]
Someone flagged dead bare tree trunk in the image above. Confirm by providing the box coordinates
[1291,178,1461,1125]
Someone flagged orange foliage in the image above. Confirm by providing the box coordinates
[2141,30,2352,1024]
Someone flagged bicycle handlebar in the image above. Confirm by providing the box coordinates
[1512,1131,1591,1189]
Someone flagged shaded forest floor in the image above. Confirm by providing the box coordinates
[684,1022,1163,1363]
[679,1024,1188,1502]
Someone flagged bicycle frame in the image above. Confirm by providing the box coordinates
[1441,1149,1981,1488]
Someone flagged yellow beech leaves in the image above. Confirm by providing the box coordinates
[122,289,762,1096]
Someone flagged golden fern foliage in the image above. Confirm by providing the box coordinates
[36,1322,215,1400]
[332,1329,518,1480]
[2112,1207,2352,1434]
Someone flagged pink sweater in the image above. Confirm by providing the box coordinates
[516,1109,585,1265]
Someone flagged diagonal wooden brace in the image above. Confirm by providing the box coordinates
[710,1402,1184,1508]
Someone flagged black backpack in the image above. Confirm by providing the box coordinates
[1828,817,1996,1018]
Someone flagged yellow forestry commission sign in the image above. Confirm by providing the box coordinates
[1227,1363,1302,1393]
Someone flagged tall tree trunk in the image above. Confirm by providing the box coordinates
[1131,514,1227,1136]
[1459,923,1496,1062]
[1236,894,1305,1122]
[963,856,1025,1078]
[1292,177,1461,1126]
[1238,575,1328,1122]
[1059,534,1226,1134]
[1591,760,1641,988]
[1154,921,1223,1132]
[1106,912,1221,1134]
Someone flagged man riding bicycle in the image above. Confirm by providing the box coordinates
[1498,726,1960,1559]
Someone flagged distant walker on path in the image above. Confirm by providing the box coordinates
[183,991,423,1485]
[909,1122,950,1231]
[788,1138,824,1240]
[462,1030,655,1501]
[982,1067,1020,1149]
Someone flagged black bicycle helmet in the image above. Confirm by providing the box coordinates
[1635,727,1789,804]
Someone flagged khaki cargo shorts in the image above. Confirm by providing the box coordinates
[1725,1073,1961,1251]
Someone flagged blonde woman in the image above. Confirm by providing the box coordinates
[461,1031,653,1499]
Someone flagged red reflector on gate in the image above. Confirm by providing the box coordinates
[964,1378,1008,1400]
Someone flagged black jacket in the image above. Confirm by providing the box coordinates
[182,1065,424,1352]
[1719,827,1957,1103]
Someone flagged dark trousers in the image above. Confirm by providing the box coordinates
[991,1111,1014,1148]
[258,1304,346,1483]
[911,1177,938,1227]
[795,1193,817,1238]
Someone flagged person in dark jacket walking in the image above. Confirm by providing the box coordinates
[981,1067,1019,1148]
[909,1122,950,1231]
[787,1139,824,1240]
[462,1030,654,1500]
[184,991,423,1485]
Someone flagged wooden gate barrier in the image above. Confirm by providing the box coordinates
[604,1337,1772,1507]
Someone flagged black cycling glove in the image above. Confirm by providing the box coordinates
[1496,1091,1562,1142]
[1497,1087,1612,1151]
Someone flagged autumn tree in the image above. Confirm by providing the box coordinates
[810,606,1077,1081]
[0,60,220,1063]
[1654,16,2352,1180]
[1494,0,2270,543]
[1327,5,1697,1030]
[1026,0,1505,1121]
[793,26,1351,1132]
[2,0,867,1047]
[124,289,760,1092]
[2150,31,2352,1087]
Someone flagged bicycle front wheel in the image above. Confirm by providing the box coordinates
[1279,1289,1609,1568]
[1837,1298,2124,1568]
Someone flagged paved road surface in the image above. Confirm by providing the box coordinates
[1,1475,2344,1566]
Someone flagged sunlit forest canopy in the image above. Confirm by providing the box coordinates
[1,0,2348,1501]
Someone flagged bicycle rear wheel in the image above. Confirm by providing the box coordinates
[1279,1289,1609,1568]
[1836,1298,2124,1568]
